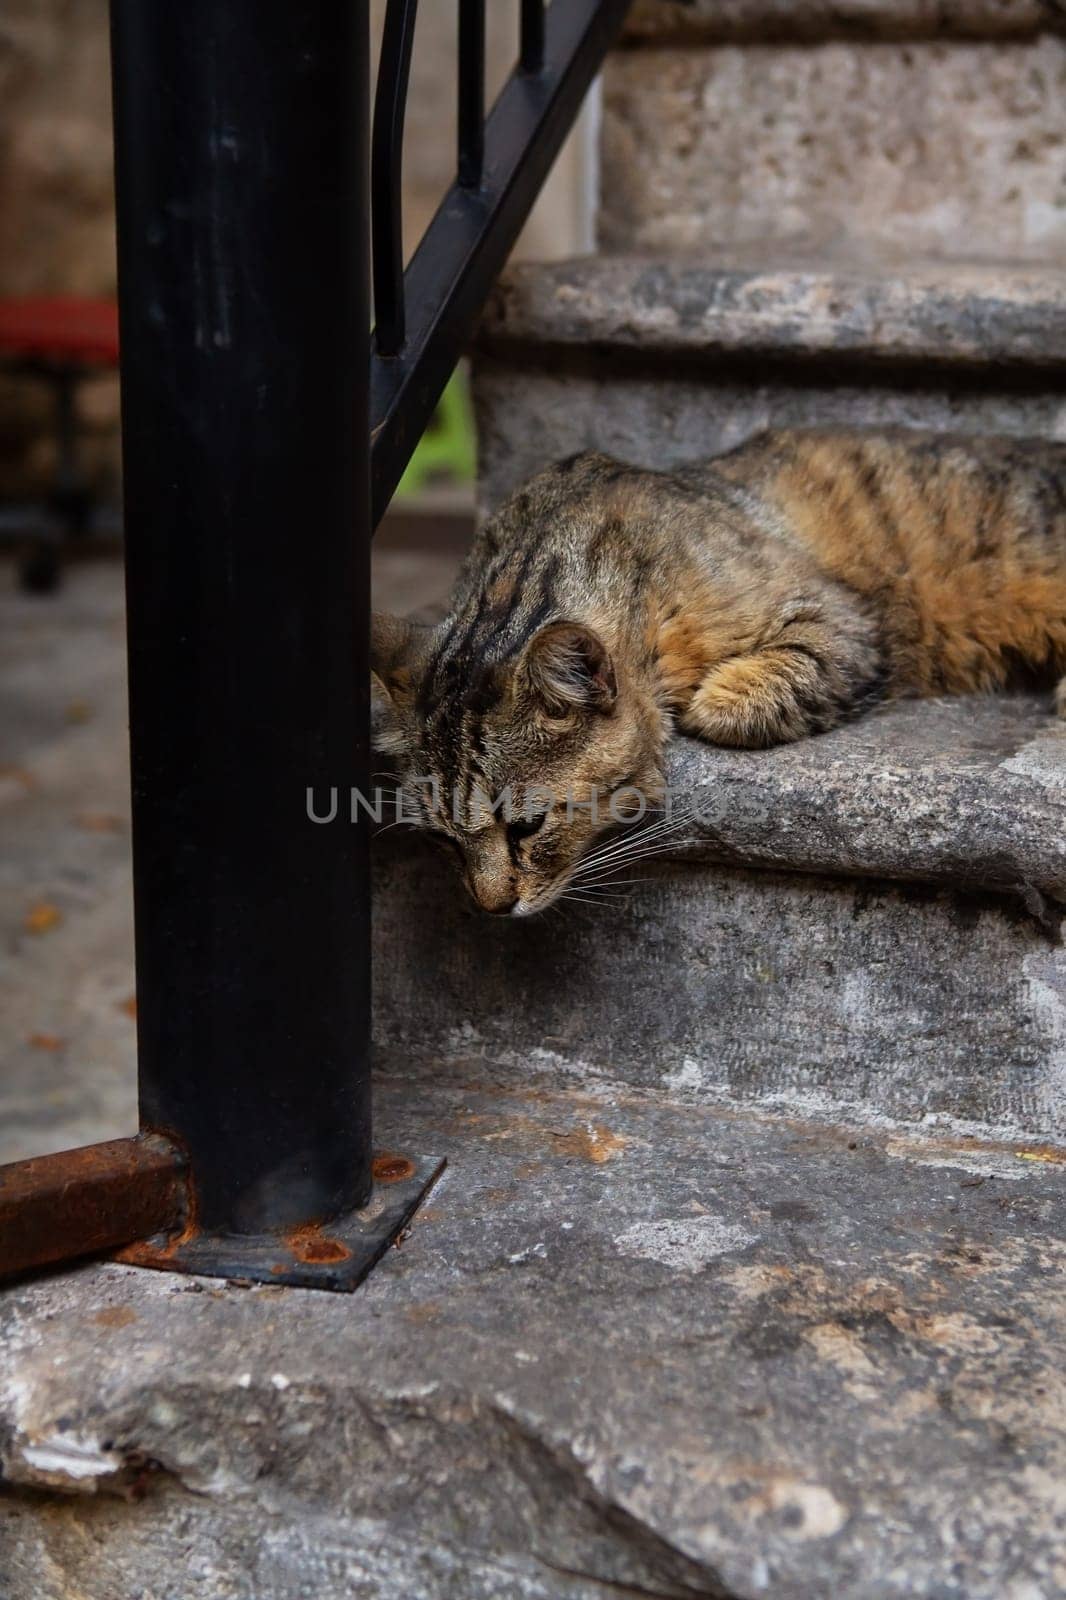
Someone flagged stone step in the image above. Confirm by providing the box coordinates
[437,251,1066,1138]
[373,695,1066,1143]
[472,254,1066,509]
[479,254,1066,370]
[624,0,1064,42]
[3,1060,1063,1600]
[599,29,1066,261]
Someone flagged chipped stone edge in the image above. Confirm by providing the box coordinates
[475,258,1066,372]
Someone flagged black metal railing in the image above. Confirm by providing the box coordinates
[0,0,631,1291]
[370,0,631,527]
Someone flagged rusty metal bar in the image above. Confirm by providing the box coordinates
[0,1134,188,1281]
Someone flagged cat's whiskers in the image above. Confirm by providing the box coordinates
[573,813,697,883]
[571,834,697,886]
[558,889,628,909]
[374,816,417,835]
[575,811,693,875]
[573,845,696,887]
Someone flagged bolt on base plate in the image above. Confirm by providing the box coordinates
[114,1152,445,1291]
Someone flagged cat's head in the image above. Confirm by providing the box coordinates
[371,611,665,915]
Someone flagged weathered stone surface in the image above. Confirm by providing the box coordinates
[674,695,1066,900]
[479,256,1066,371]
[697,693,1064,885]
[2,1064,1064,1600]
[624,0,1066,41]
[472,350,1066,513]
[373,829,1066,1142]
[601,41,1066,259]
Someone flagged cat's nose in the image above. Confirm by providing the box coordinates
[475,887,518,915]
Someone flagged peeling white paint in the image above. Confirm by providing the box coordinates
[614,1216,759,1270]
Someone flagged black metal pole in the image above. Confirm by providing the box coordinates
[111,2,372,1240]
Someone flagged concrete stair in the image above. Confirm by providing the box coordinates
[604,2,1066,263]
[351,9,1066,1592]
[4,1060,1065,1600]
[473,254,1066,510]
[443,0,1066,1150]
[383,252,1066,1147]
[373,694,1066,1144]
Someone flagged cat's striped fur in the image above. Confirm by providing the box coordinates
[372,428,1066,914]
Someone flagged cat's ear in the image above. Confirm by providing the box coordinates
[372,612,415,684]
[371,612,434,694]
[522,621,617,716]
[370,612,428,753]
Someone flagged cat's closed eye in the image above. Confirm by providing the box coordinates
[507,812,548,843]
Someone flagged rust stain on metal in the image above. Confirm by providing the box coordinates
[0,1133,189,1281]
[373,1152,416,1185]
[115,1210,199,1267]
[285,1223,352,1265]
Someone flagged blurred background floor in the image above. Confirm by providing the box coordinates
[0,522,468,1164]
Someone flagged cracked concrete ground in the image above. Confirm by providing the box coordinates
[2,554,1065,1598]
[2,1064,1065,1599]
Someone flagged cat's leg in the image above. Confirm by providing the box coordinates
[680,617,884,749]
[680,647,833,747]
[1056,676,1066,718]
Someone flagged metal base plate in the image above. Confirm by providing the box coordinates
[114,1153,445,1291]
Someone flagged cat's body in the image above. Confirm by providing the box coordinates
[373,428,1066,914]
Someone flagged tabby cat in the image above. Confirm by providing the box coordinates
[372,428,1066,915]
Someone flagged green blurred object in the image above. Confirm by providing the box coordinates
[394,368,476,499]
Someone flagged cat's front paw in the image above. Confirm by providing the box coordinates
[681,653,821,748]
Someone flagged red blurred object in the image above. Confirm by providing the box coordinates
[0,296,119,367]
